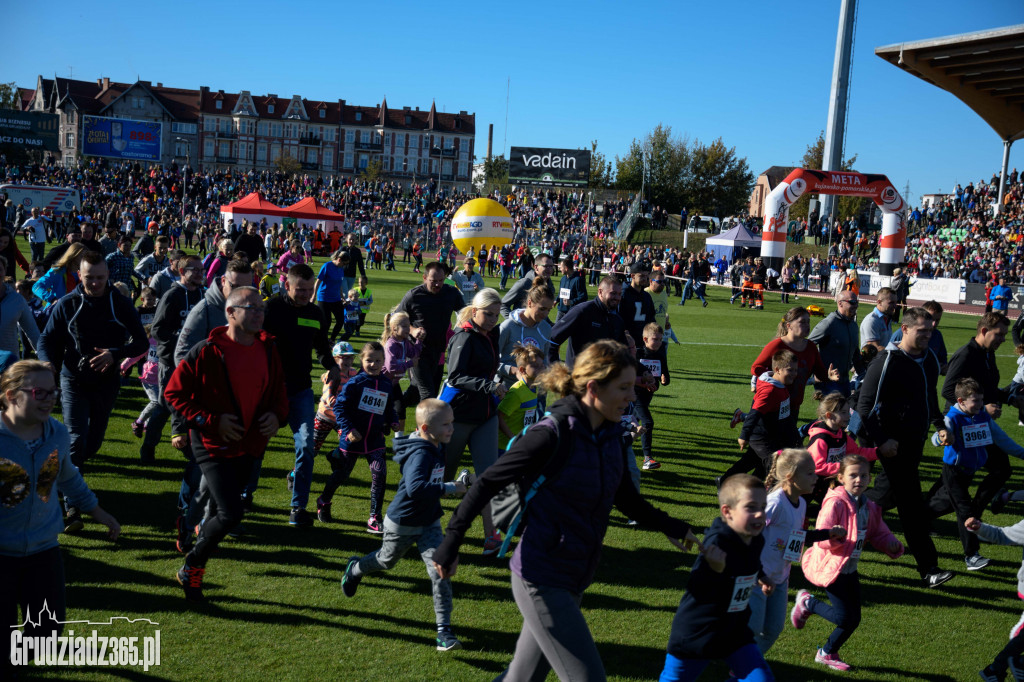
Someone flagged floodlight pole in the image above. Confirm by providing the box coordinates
[820,0,856,227]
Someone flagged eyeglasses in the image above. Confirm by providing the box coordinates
[840,299,859,306]
[182,267,202,273]
[233,305,266,313]
[18,387,58,400]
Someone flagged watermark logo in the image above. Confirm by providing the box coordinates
[10,601,161,671]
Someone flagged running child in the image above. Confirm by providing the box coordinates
[636,322,670,471]
[382,311,422,436]
[319,342,398,533]
[966,515,1024,681]
[750,449,844,653]
[341,399,467,651]
[136,286,158,325]
[791,454,904,672]
[496,344,546,452]
[356,275,373,333]
[927,378,1024,571]
[121,324,160,440]
[340,288,362,341]
[805,392,895,504]
[660,474,775,681]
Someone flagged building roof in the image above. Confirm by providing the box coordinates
[759,166,797,190]
[875,24,1024,142]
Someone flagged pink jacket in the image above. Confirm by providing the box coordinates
[801,486,904,588]
[120,337,159,386]
[806,421,878,477]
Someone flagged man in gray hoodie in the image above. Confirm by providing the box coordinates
[807,291,863,397]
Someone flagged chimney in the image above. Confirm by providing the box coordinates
[487,124,493,161]
[157,82,163,88]
[102,77,110,90]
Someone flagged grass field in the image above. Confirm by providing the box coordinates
[13,236,1020,681]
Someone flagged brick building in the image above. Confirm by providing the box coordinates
[748,165,796,218]
[22,75,475,189]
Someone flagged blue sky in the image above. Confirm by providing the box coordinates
[5,0,1022,206]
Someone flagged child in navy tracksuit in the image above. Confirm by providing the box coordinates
[660,474,774,681]
[319,342,397,534]
[928,377,1024,570]
[341,399,467,651]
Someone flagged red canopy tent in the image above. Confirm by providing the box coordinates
[284,197,346,233]
[220,192,290,229]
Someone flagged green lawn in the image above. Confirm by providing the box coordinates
[14,236,1018,681]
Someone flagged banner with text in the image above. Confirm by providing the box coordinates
[0,111,59,151]
[82,116,162,161]
[509,147,590,187]
[829,270,964,305]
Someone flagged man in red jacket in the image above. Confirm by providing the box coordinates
[165,286,288,601]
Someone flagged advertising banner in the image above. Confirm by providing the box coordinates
[829,270,965,305]
[509,147,590,187]
[82,116,162,161]
[0,111,59,151]
[965,283,1024,311]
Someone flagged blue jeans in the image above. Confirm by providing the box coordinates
[659,645,774,681]
[748,578,788,653]
[808,571,861,655]
[341,276,355,298]
[140,364,172,453]
[59,374,119,474]
[287,389,317,509]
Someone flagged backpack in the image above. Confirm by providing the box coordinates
[489,410,572,558]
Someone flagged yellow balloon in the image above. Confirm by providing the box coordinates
[450,198,513,254]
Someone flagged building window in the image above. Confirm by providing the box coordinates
[422,135,429,149]
[405,115,412,125]
[268,104,275,114]
[132,96,146,109]
[324,149,333,168]
[204,140,214,157]
[360,130,370,143]
[215,100,223,110]
[323,128,335,142]
[175,141,190,158]
[394,133,404,148]
[344,152,353,169]
[358,155,368,170]
[271,122,282,137]
[345,130,354,143]
[319,109,325,119]
[460,145,469,160]
[271,146,280,162]
[258,121,269,136]
[65,133,74,148]
[171,122,198,134]
[355,112,362,122]
[384,132,391,146]
[459,161,467,177]
[257,144,267,161]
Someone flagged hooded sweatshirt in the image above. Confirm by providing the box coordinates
[739,372,799,449]
[385,435,455,526]
[175,275,228,366]
[496,308,552,385]
[0,418,97,557]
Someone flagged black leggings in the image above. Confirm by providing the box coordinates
[319,300,346,340]
[3,547,65,676]
[391,381,419,423]
[187,454,254,568]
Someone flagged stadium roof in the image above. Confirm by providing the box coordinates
[875,24,1024,143]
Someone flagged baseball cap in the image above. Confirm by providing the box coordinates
[332,341,356,356]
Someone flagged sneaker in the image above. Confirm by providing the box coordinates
[791,590,813,629]
[290,507,314,528]
[286,471,295,493]
[227,522,247,538]
[626,519,639,526]
[729,408,743,429]
[176,564,206,602]
[482,530,503,556]
[966,554,991,571]
[924,569,955,588]
[175,516,192,554]
[1010,612,1024,640]
[642,458,661,470]
[341,556,362,598]
[815,648,851,672]
[979,666,1004,682]
[436,629,463,652]
[63,506,84,534]
[131,420,145,438]
[993,488,1009,515]
[366,516,384,534]
[240,496,253,514]
[1010,656,1024,680]
[316,497,332,523]
[702,300,708,308]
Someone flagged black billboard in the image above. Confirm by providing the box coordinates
[965,282,1024,312]
[0,110,59,152]
[509,147,590,187]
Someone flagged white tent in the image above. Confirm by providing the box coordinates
[705,225,762,265]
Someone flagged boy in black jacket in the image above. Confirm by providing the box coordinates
[341,399,467,651]
[661,474,775,681]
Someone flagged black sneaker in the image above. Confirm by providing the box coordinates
[924,569,954,588]
[240,495,253,514]
[176,564,206,602]
[978,666,1002,682]
[63,506,84,534]
[341,556,362,597]
[175,515,192,554]
[993,488,1009,515]
[316,496,332,523]
[436,628,462,652]
[139,445,155,464]
[227,522,247,538]
[289,508,314,528]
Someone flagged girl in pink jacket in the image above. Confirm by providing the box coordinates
[790,454,904,673]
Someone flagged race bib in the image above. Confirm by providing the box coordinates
[826,445,846,463]
[783,529,806,562]
[146,347,158,364]
[850,529,867,560]
[728,574,757,613]
[640,359,662,376]
[271,283,280,294]
[523,408,538,427]
[559,287,571,302]
[358,388,388,415]
[462,282,476,292]
[962,422,993,447]
[778,398,791,420]
[140,313,154,325]
[429,463,444,486]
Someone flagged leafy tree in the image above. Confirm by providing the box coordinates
[360,159,384,183]
[274,154,301,175]
[482,154,508,185]
[588,140,614,189]
[790,130,865,221]
[687,138,754,217]
[0,82,20,110]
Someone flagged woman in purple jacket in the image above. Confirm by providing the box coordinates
[433,340,698,681]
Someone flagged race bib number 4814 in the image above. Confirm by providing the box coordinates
[359,388,388,415]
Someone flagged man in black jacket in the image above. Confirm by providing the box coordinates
[396,262,466,402]
[233,221,267,264]
[857,306,954,588]
[619,262,657,341]
[262,263,333,527]
[549,276,626,367]
[139,254,204,463]
[339,232,367,295]
[37,251,148,532]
